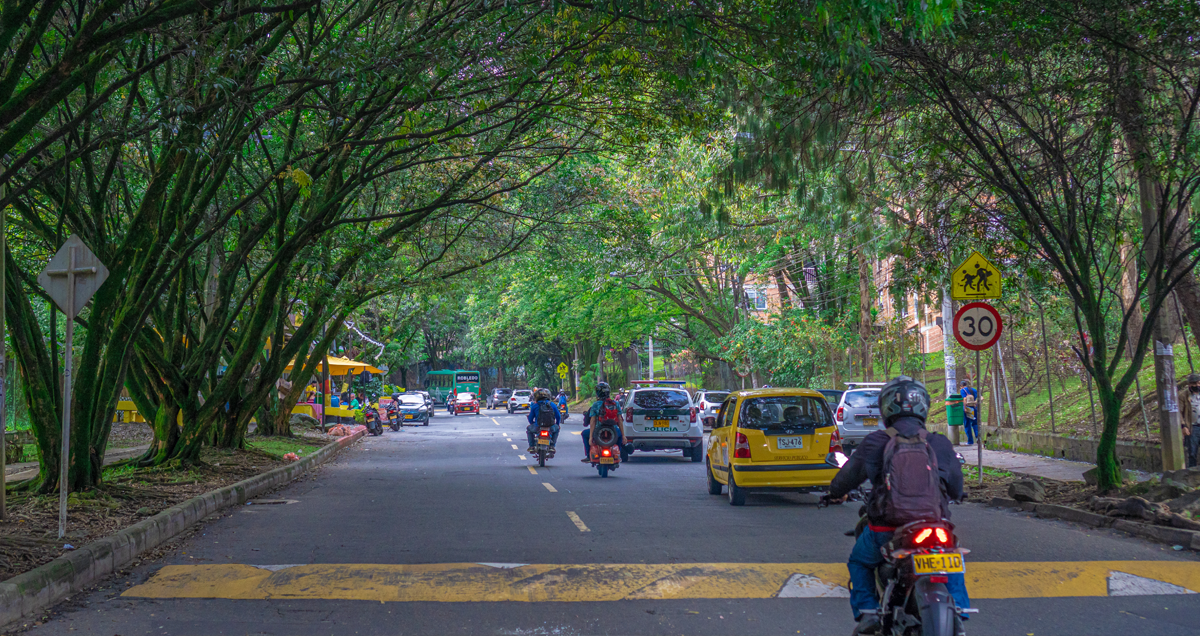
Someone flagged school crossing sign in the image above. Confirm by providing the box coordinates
[951,251,1002,301]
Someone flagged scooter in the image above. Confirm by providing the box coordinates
[532,426,555,467]
[588,422,622,477]
[826,504,974,636]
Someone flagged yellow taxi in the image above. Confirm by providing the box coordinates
[706,388,844,506]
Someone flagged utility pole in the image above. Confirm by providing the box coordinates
[941,288,958,444]
[0,185,6,520]
[648,336,654,381]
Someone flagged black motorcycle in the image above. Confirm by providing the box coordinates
[363,402,383,436]
[385,396,401,431]
[828,503,974,636]
[532,426,555,467]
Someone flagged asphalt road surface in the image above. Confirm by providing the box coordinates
[20,409,1200,635]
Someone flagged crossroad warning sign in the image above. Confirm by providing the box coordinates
[951,251,1002,300]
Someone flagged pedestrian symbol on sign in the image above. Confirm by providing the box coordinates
[951,252,1002,300]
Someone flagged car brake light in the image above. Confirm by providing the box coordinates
[734,432,751,459]
[625,408,633,423]
[829,428,843,453]
[602,448,611,456]
[690,407,697,424]
[836,406,844,422]
[700,401,706,410]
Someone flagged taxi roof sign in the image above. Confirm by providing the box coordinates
[951,251,1002,300]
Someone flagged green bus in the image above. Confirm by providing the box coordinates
[425,369,480,404]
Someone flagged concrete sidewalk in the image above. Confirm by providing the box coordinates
[4,444,149,481]
[956,445,1151,482]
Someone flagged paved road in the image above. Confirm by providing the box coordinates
[21,410,1200,635]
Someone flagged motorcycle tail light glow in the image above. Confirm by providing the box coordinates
[540,430,549,437]
[929,575,949,583]
[914,528,933,544]
[602,448,611,456]
[935,528,949,543]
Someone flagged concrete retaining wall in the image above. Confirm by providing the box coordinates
[0,431,362,629]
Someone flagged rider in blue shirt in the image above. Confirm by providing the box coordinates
[526,388,561,452]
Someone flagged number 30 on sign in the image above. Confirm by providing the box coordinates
[953,302,1003,351]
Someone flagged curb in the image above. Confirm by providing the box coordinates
[988,497,1200,550]
[0,430,364,628]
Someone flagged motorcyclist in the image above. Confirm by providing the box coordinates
[823,376,969,635]
[581,381,623,461]
[526,388,561,453]
[556,389,569,415]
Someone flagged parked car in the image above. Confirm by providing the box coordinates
[705,388,843,506]
[451,392,480,415]
[507,389,533,413]
[815,389,844,406]
[394,392,431,426]
[834,384,884,450]
[488,387,513,410]
[692,390,731,431]
[622,381,703,462]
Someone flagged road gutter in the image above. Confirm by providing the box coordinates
[0,430,365,629]
[990,497,1200,551]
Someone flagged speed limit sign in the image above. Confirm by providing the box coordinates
[953,302,1003,351]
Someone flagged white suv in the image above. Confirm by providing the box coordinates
[692,389,731,431]
[621,383,702,462]
[507,389,533,413]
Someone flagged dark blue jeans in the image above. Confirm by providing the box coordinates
[1185,431,1198,468]
[848,527,970,620]
[963,418,979,445]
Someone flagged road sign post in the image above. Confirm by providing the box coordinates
[953,301,1004,486]
[37,235,109,538]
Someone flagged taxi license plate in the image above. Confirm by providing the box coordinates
[912,553,963,574]
[537,438,551,445]
[404,414,413,420]
[652,419,670,427]
[777,436,803,450]
[599,457,615,464]
[864,418,879,427]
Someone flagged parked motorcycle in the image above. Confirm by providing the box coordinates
[385,396,401,431]
[588,422,622,477]
[532,426,555,467]
[363,403,384,436]
[828,503,974,636]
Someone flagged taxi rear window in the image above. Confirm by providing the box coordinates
[738,396,832,430]
[632,390,690,409]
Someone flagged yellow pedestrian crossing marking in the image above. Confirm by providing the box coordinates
[518,455,526,460]
[124,561,1200,602]
[542,483,557,493]
[567,511,590,532]
[528,466,537,475]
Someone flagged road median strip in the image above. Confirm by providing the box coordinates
[121,561,1200,602]
[0,430,365,629]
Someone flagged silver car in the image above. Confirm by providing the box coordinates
[691,389,731,431]
[835,387,883,449]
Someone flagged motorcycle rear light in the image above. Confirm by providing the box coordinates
[935,528,949,543]
[929,575,949,583]
[836,406,844,422]
[734,432,751,459]
[690,407,697,424]
[914,528,933,544]
[539,430,549,437]
[602,448,611,457]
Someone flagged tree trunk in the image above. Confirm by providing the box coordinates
[1119,241,1146,359]
[858,252,873,381]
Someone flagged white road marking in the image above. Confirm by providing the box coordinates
[518,454,527,460]
[566,511,590,532]
[528,466,537,475]
[505,438,512,442]
[542,482,557,493]
[1108,571,1197,596]
[511,444,519,450]
[777,573,851,598]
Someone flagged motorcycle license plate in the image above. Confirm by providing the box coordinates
[912,553,964,574]
[404,414,413,420]
[598,457,615,464]
[537,438,551,445]
[652,419,670,427]
[777,436,803,450]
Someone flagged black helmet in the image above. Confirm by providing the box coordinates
[879,375,930,424]
[535,388,551,401]
[595,381,611,398]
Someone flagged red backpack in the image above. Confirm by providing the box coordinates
[598,398,621,425]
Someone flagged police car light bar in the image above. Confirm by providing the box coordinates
[630,380,687,386]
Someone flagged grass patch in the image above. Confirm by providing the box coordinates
[247,436,323,459]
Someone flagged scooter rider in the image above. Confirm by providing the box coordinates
[581,381,623,461]
[822,376,970,634]
[526,388,561,453]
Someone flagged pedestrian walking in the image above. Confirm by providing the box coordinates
[1179,374,1200,468]
[960,380,980,446]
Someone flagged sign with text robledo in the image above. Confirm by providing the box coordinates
[951,251,1002,301]
[953,302,1003,351]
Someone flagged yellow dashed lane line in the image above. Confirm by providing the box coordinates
[123,561,1200,602]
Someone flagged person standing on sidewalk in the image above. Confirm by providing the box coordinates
[1180,374,1200,468]
[960,380,980,446]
